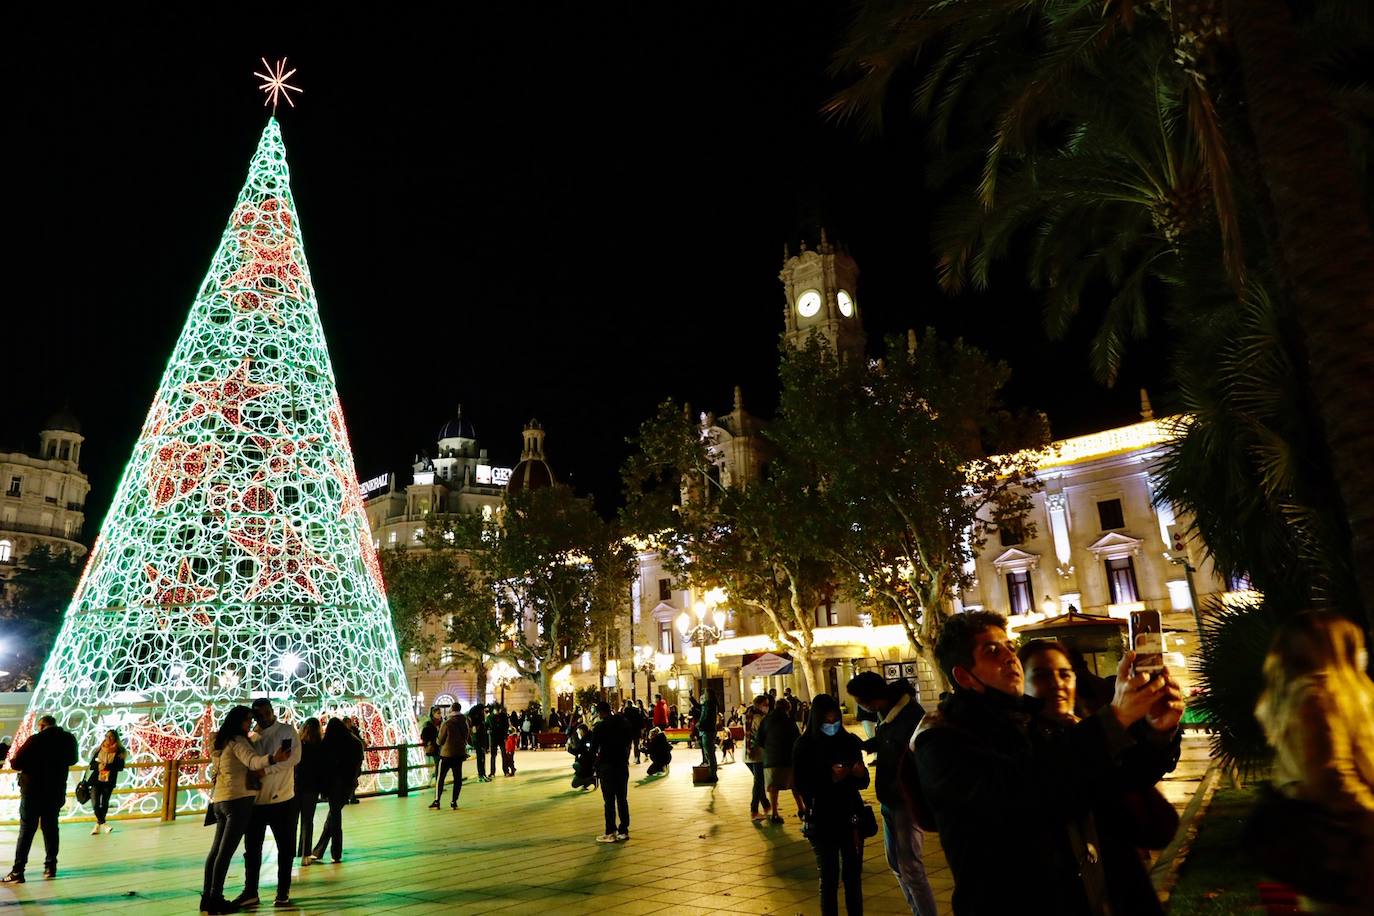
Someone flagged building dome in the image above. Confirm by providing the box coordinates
[43,407,81,434]
[505,419,556,495]
[437,405,477,442]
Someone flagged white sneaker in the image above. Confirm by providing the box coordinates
[595,833,618,844]
[300,855,316,866]
[90,824,100,835]
[615,831,629,842]
[102,825,114,834]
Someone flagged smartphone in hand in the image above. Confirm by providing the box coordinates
[1128,609,1165,678]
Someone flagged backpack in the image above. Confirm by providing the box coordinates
[896,742,938,833]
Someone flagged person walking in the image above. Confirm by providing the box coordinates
[757,697,801,824]
[590,700,632,843]
[847,672,935,916]
[305,717,365,866]
[2,715,79,884]
[699,691,719,781]
[430,702,469,809]
[1254,611,1374,910]
[232,698,302,910]
[487,704,507,779]
[343,716,364,804]
[469,703,491,782]
[200,705,287,914]
[794,694,870,916]
[87,729,127,835]
[294,718,323,865]
[745,694,771,820]
[419,707,442,787]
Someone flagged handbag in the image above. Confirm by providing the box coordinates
[1244,783,1364,904]
[75,778,92,805]
[851,803,880,840]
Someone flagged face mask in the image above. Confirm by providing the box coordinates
[821,721,842,736]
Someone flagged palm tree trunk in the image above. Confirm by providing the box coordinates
[1225,0,1374,630]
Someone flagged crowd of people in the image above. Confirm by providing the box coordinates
[1,608,1371,914]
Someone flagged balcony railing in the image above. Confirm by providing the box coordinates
[0,520,83,540]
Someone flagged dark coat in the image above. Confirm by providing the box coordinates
[420,719,441,757]
[319,732,365,800]
[295,740,323,799]
[589,714,632,777]
[793,728,869,831]
[912,688,1168,916]
[647,732,672,767]
[89,747,127,787]
[11,726,79,802]
[699,695,718,746]
[869,693,925,808]
[756,709,801,767]
[468,710,489,751]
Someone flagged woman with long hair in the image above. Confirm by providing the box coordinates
[792,694,868,916]
[304,717,364,865]
[295,717,323,865]
[88,729,127,835]
[1254,611,1374,910]
[202,705,289,915]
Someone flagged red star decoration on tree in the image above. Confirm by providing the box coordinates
[144,559,216,627]
[167,358,281,433]
[147,440,225,509]
[229,518,338,601]
[325,458,364,520]
[249,425,320,480]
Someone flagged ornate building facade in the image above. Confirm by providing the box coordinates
[0,411,90,600]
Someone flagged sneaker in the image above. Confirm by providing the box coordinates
[209,897,241,915]
[616,831,629,842]
[751,811,766,821]
[299,855,315,866]
[1,871,24,884]
[427,800,440,809]
[90,823,101,835]
[595,833,618,843]
[272,897,291,908]
[449,802,457,810]
[330,857,342,864]
[41,865,56,879]
[230,892,260,908]
[102,824,115,834]
[769,814,784,824]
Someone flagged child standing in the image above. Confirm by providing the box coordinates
[503,728,518,776]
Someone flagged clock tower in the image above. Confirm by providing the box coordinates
[779,228,865,361]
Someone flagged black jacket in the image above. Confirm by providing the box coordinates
[868,693,924,808]
[590,714,632,777]
[793,728,869,832]
[295,740,323,799]
[319,732,365,799]
[11,726,79,801]
[756,709,801,767]
[913,689,1170,916]
[89,748,127,786]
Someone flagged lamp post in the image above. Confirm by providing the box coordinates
[489,660,518,709]
[676,590,727,698]
[631,644,657,702]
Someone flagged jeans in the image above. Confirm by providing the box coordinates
[312,791,347,861]
[881,803,937,916]
[599,770,630,835]
[297,794,317,858]
[436,756,463,804]
[242,798,298,899]
[475,745,487,779]
[702,737,717,778]
[202,796,254,900]
[810,829,864,916]
[747,762,768,813]
[92,779,116,824]
[12,795,61,873]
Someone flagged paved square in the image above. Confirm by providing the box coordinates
[0,747,952,915]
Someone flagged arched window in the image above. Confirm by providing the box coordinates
[0,540,12,562]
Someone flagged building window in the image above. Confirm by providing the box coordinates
[60,442,70,461]
[6,477,20,497]
[0,540,12,562]
[824,603,839,626]
[388,531,398,544]
[657,618,674,654]
[658,578,672,601]
[441,647,454,666]
[1006,571,1033,615]
[408,649,420,664]
[999,522,1025,547]
[1097,499,1125,531]
[1105,556,1139,604]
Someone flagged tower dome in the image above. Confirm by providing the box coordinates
[43,406,81,435]
[505,419,555,494]
[437,404,477,442]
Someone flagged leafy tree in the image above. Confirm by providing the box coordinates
[379,513,505,699]
[451,485,634,707]
[0,543,82,689]
[771,333,1047,679]
[622,401,834,696]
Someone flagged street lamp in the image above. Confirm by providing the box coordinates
[676,593,727,699]
[631,644,657,702]
[489,659,518,709]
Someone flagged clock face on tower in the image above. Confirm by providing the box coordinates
[837,289,855,318]
[797,289,822,318]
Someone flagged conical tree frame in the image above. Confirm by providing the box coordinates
[8,120,422,821]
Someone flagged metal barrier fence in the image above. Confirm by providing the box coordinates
[0,743,436,826]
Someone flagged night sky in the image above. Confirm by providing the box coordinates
[5,5,1161,529]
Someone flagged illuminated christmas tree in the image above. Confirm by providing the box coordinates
[11,117,421,818]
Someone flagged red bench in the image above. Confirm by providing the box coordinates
[535,731,568,748]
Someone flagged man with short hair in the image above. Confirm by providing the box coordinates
[431,702,469,809]
[234,698,303,909]
[589,700,632,843]
[847,672,935,916]
[2,715,78,883]
[913,611,1182,914]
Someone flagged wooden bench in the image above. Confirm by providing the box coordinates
[535,731,568,749]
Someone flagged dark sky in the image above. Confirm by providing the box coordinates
[5,5,1160,529]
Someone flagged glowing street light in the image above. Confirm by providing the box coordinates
[277,652,303,677]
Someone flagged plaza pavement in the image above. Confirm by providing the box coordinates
[0,744,953,915]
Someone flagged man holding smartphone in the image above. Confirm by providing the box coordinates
[233,697,303,909]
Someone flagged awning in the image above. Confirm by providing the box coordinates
[741,652,794,676]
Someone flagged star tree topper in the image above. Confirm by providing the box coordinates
[255,57,302,113]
